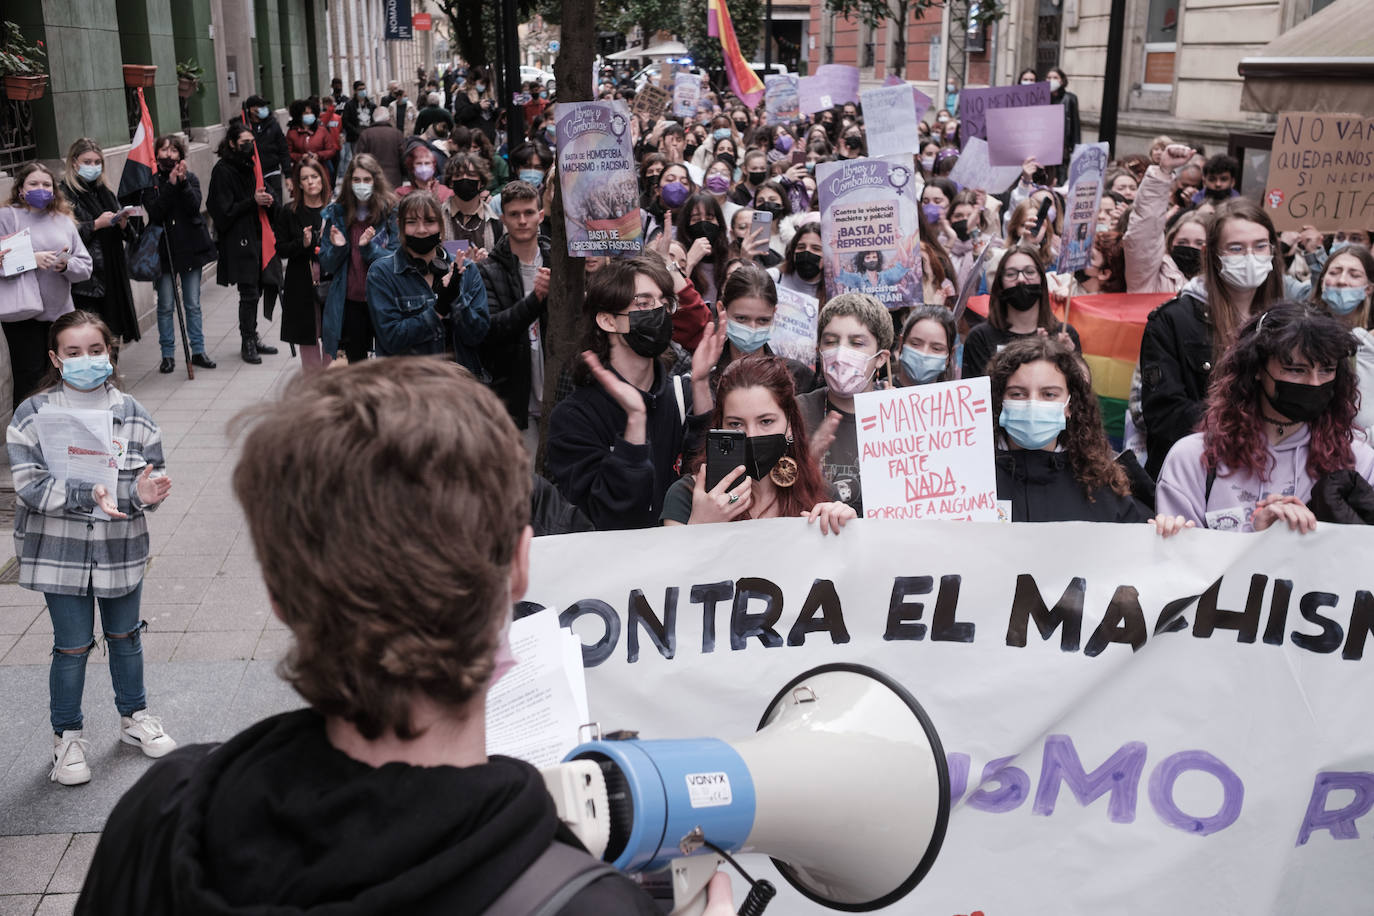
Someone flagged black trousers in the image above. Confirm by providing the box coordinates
[341,298,372,363]
[6,318,52,408]
[238,282,260,340]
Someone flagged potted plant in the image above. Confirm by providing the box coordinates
[122,62,158,88]
[176,58,204,98]
[0,20,48,101]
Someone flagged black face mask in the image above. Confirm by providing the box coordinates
[756,200,784,219]
[733,120,749,133]
[718,152,737,170]
[1204,185,1231,201]
[236,141,256,158]
[747,170,768,186]
[687,221,722,245]
[625,306,673,358]
[844,137,863,151]
[1170,244,1202,278]
[406,232,442,255]
[157,157,176,175]
[793,250,822,281]
[951,219,971,242]
[1073,268,1093,286]
[685,143,699,159]
[745,434,789,480]
[453,178,482,201]
[1266,375,1336,424]
[1004,283,1043,312]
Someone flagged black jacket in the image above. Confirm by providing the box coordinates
[251,117,290,182]
[996,449,1151,523]
[1052,89,1081,158]
[546,360,707,531]
[341,97,378,143]
[273,202,325,345]
[207,156,280,287]
[1139,291,1212,479]
[532,474,595,536]
[141,170,217,275]
[477,235,551,429]
[61,178,140,340]
[76,709,655,916]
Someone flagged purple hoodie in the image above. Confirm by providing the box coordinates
[1156,427,1374,531]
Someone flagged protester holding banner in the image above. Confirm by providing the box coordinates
[1310,247,1374,438]
[1156,304,1374,532]
[946,189,1006,293]
[894,305,957,387]
[962,246,1081,378]
[798,292,896,516]
[207,124,282,365]
[1124,144,1208,294]
[987,337,1149,522]
[545,257,725,530]
[710,264,815,396]
[60,139,139,350]
[661,356,854,532]
[1139,198,1285,478]
[674,191,731,305]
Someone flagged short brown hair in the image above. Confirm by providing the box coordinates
[232,360,532,740]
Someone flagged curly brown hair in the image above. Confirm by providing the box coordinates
[232,360,531,740]
[987,337,1131,499]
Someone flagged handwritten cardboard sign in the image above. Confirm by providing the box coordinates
[957,82,1052,144]
[770,286,819,362]
[854,376,998,520]
[555,101,642,256]
[861,83,925,159]
[947,137,1023,193]
[1057,142,1109,273]
[632,84,670,120]
[817,155,924,310]
[1264,111,1374,232]
[765,74,800,125]
[986,103,1064,166]
[673,72,703,119]
[799,64,860,115]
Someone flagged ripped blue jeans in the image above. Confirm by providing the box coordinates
[46,582,146,734]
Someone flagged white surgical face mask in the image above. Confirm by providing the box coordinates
[1219,253,1272,291]
[1048,78,1062,92]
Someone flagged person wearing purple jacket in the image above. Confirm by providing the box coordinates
[1155,303,1374,534]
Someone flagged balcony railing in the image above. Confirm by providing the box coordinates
[0,93,38,171]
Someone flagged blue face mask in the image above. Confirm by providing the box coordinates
[519,169,544,188]
[61,354,114,391]
[256,106,271,120]
[725,319,771,353]
[1323,285,1368,316]
[999,398,1068,449]
[713,127,731,141]
[76,163,103,182]
[302,113,317,126]
[900,346,946,384]
[1330,241,1356,257]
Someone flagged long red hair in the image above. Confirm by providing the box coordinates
[703,356,829,518]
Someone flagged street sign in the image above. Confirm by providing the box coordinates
[413,12,432,30]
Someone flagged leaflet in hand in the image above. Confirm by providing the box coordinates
[486,609,590,768]
[0,228,37,277]
[34,405,122,520]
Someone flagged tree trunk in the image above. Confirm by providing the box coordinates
[536,0,598,473]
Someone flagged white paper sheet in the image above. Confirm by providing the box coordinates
[34,406,119,520]
[485,610,590,768]
[0,228,37,277]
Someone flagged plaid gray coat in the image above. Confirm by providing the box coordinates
[7,385,164,598]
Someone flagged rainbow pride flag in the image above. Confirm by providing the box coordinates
[966,293,1172,441]
[708,0,764,107]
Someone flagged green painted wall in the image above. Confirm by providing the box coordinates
[115,0,180,136]
[170,0,220,126]
[253,0,285,106]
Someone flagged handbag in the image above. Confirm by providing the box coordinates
[126,224,164,282]
[310,259,331,306]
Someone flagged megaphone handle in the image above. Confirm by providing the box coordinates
[668,854,722,916]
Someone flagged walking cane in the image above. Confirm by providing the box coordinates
[161,232,195,380]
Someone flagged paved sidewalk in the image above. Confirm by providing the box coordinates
[0,280,306,912]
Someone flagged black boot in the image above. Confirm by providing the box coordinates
[158,357,175,374]
[241,336,261,364]
[191,352,217,369]
[254,335,279,356]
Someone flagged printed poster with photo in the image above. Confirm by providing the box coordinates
[554,100,643,257]
[817,156,924,310]
[1057,142,1110,274]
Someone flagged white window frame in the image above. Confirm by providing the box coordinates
[1141,40,1176,92]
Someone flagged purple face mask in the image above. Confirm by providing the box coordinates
[23,188,54,210]
[661,180,690,208]
[774,133,794,154]
[705,173,731,194]
[922,203,944,225]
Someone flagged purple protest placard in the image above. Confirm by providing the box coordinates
[986,103,1065,166]
[799,64,860,114]
[957,82,1052,144]
[947,137,1024,193]
[1056,142,1110,273]
[555,100,642,257]
[818,156,924,310]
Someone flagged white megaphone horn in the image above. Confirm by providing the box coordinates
[542,663,951,914]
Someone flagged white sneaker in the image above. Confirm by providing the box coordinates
[51,731,91,786]
[120,710,177,758]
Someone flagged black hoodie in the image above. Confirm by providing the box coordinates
[76,709,656,915]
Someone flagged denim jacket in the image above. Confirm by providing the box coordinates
[366,247,489,369]
[317,201,399,355]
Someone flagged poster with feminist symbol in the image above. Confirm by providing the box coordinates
[817,155,924,310]
[555,100,643,257]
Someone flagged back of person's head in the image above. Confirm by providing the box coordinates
[1092,231,1127,293]
[818,291,894,352]
[428,91,443,106]
[232,361,531,740]
[1203,153,1239,179]
[372,105,391,124]
[1202,302,1357,482]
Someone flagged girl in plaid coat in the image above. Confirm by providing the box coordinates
[7,311,176,786]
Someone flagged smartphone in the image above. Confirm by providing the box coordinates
[749,210,772,254]
[442,239,470,257]
[704,429,747,492]
[791,149,807,167]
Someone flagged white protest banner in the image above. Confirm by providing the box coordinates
[673,72,703,119]
[769,286,819,363]
[818,156,924,310]
[764,74,800,125]
[947,137,1023,194]
[555,100,642,256]
[1057,142,1110,274]
[860,83,922,159]
[986,103,1065,166]
[853,377,997,520]
[1264,111,1374,232]
[524,519,1374,916]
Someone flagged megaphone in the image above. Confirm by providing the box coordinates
[542,663,950,914]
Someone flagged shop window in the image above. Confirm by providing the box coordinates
[1142,0,1178,91]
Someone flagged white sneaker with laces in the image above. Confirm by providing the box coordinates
[120,710,177,758]
[51,731,91,786]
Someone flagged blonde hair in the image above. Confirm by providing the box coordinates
[63,138,107,192]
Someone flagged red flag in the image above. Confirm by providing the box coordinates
[242,106,278,272]
[708,0,763,106]
[118,87,157,200]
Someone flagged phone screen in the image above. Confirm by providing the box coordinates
[442,240,470,257]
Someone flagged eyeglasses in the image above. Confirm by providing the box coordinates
[1222,242,1273,257]
[621,294,676,315]
[1001,267,1039,282]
